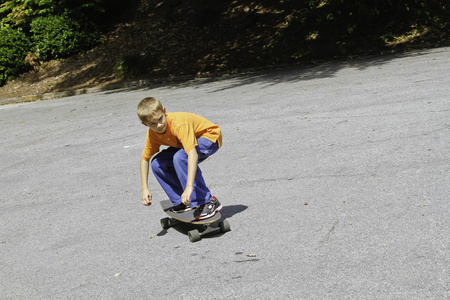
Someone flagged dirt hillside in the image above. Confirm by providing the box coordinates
[1,0,448,100]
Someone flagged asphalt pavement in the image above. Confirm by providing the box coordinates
[1,46,449,299]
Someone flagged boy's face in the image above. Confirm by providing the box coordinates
[143,109,167,133]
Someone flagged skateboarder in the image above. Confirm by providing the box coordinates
[137,97,223,220]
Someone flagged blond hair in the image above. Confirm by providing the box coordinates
[137,97,164,122]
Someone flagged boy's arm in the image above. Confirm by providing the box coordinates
[140,158,152,206]
[181,148,198,205]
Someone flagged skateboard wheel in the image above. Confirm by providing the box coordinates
[219,220,231,233]
[188,229,201,243]
[160,217,172,230]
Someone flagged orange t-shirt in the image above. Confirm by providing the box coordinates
[141,112,222,160]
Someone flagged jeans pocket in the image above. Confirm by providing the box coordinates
[197,139,218,159]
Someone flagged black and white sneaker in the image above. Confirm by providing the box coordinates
[194,196,222,220]
[172,203,192,213]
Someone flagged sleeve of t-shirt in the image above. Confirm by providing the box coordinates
[141,131,160,160]
[177,123,198,154]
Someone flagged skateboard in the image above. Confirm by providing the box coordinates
[159,200,231,243]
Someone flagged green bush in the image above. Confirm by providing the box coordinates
[0,26,31,86]
[30,14,99,61]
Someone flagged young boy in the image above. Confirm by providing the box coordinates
[137,97,222,220]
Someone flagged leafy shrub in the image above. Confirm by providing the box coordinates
[0,26,31,86]
[30,14,99,61]
[0,0,106,29]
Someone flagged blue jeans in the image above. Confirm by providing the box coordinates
[151,138,219,207]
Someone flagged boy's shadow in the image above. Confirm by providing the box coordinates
[157,205,248,237]
[220,204,248,219]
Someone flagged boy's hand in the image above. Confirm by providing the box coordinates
[181,186,193,206]
[142,188,152,206]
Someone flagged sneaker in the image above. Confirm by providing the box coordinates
[172,203,192,213]
[194,196,222,220]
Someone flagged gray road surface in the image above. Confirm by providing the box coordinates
[1,47,449,299]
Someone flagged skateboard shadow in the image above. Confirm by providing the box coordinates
[156,204,248,238]
[156,222,216,237]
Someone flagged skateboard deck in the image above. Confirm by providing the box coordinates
[159,200,230,242]
[160,199,221,224]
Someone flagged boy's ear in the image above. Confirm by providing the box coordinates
[163,107,166,113]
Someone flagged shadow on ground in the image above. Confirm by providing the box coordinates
[105,48,437,97]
